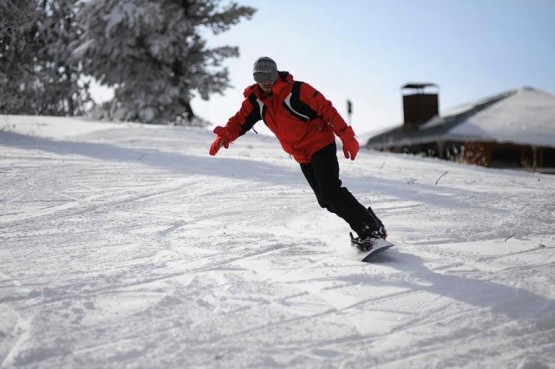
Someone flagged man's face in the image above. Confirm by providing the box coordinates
[258,81,274,92]
[254,71,277,92]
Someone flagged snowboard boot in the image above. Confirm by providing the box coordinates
[365,206,387,239]
[350,207,387,252]
[350,232,375,251]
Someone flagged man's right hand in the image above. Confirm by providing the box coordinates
[209,126,231,156]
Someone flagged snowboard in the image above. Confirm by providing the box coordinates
[357,238,394,262]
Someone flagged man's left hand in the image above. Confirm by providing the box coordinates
[342,136,359,160]
[338,126,359,160]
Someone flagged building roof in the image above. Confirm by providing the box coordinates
[366,87,555,149]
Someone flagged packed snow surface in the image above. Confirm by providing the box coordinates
[1,115,554,369]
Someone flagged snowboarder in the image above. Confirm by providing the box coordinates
[209,56,386,249]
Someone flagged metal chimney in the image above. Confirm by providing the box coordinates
[402,83,439,127]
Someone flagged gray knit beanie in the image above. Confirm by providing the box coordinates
[253,57,277,74]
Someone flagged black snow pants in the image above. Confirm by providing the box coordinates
[300,142,375,236]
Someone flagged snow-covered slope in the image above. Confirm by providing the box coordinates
[1,115,554,369]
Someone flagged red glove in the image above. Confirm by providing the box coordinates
[209,126,231,156]
[338,126,359,160]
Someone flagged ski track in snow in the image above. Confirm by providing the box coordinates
[1,116,554,369]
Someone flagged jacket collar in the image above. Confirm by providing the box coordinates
[244,72,294,100]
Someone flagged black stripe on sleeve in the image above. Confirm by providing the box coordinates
[239,94,262,136]
[285,81,319,122]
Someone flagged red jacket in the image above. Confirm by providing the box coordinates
[223,72,351,163]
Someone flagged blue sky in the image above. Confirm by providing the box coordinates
[92,0,555,135]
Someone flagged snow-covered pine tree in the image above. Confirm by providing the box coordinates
[38,0,92,116]
[0,0,91,116]
[0,1,42,114]
[75,0,256,124]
